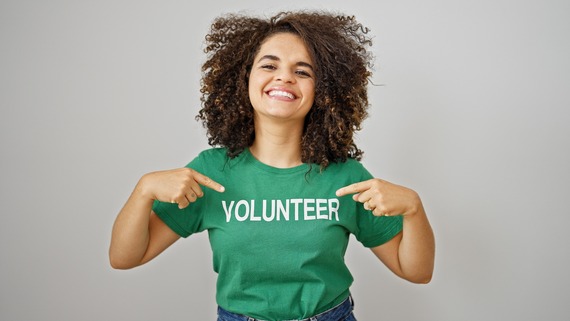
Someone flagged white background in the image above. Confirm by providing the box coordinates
[1,0,569,320]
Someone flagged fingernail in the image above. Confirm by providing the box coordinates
[219,186,225,192]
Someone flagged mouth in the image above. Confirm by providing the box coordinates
[266,89,297,100]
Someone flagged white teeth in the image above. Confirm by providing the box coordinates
[268,90,295,99]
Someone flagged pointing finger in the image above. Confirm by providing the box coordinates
[193,171,225,193]
[336,181,372,197]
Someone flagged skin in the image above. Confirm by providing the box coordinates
[109,32,435,284]
[248,33,316,168]
[336,180,435,283]
[248,33,315,122]
[109,168,223,269]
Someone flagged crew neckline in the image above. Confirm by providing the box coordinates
[244,148,310,174]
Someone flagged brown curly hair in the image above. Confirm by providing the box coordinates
[197,11,373,168]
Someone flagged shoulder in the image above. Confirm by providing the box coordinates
[326,158,367,172]
[184,147,227,169]
[187,147,248,172]
[319,158,372,179]
[195,147,229,160]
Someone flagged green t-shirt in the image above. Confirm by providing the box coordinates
[153,148,402,320]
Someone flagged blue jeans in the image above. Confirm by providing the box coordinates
[217,296,357,321]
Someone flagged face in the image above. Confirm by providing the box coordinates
[248,32,316,123]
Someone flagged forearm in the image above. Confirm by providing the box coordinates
[398,201,435,283]
[109,180,154,269]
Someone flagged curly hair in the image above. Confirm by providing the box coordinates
[197,11,373,168]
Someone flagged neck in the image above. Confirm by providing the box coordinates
[249,118,304,168]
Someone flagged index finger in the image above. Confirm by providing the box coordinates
[335,180,372,197]
[193,171,225,193]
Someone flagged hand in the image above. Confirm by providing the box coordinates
[336,178,420,217]
[138,168,225,209]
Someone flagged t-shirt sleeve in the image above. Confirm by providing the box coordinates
[354,213,403,248]
[151,154,207,238]
[350,162,404,248]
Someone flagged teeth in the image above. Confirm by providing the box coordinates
[268,90,295,99]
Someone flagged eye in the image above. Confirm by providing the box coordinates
[295,70,312,78]
[260,64,277,70]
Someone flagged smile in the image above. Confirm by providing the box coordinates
[267,90,296,100]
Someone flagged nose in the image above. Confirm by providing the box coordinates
[275,69,295,83]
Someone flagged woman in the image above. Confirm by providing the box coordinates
[109,11,435,321]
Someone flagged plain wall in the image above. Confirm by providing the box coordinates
[1,0,569,320]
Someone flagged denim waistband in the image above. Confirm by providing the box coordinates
[217,295,354,321]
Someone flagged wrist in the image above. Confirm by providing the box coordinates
[403,191,422,217]
[135,173,156,202]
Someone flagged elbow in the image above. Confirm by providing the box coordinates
[110,259,134,270]
[410,274,433,284]
[403,271,433,284]
[109,251,140,270]
[110,257,133,270]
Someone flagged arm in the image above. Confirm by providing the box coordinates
[108,183,180,269]
[336,179,435,283]
[371,199,434,283]
[109,168,225,269]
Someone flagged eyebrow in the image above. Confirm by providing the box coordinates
[257,55,314,70]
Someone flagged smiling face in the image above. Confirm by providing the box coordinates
[248,32,316,124]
